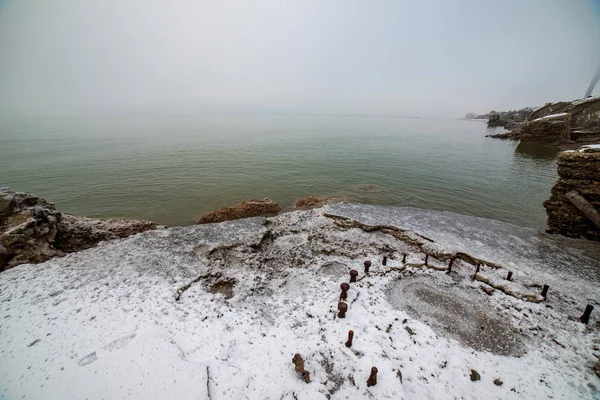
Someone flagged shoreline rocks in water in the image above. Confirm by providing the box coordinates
[544,145,600,241]
[197,198,281,224]
[485,130,520,140]
[0,188,164,270]
[294,195,344,209]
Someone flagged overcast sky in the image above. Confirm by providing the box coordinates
[0,0,599,118]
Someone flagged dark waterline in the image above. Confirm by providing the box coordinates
[0,114,558,228]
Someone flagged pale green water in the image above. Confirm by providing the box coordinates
[0,114,558,228]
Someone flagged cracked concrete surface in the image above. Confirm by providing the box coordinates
[1,205,599,399]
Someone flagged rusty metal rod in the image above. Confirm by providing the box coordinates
[345,330,354,347]
[367,366,378,387]
[580,304,594,324]
[541,284,549,298]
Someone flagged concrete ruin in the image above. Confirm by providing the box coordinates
[544,145,600,241]
[520,96,600,145]
[519,113,570,146]
[519,96,600,146]
[487,95,600,145]
[0,188,164,270]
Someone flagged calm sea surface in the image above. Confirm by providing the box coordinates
[0,114,559,228]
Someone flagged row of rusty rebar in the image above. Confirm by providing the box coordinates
[298,254,594,388]
[334,260,379,386]
[422,253,593,323]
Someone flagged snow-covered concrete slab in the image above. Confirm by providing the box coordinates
[1,206,599,399]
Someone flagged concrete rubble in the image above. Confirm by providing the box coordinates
[544,145,600,241]
[0,188,163,270]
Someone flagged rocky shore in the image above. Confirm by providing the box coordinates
[197,198,281,224]
[480,95,600,146]
[1,191,354,269]
[295,195,344,209]
[0,188,163,270]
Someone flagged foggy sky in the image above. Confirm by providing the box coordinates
[1,0,599,118]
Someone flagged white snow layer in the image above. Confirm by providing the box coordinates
[572,95,600,107]
[532,113,569,122]
[1,206,599,400]
[581,144,600,153]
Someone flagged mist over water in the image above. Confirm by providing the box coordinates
[1,1,599,118]
[0,115,557,228]
[1,1,597,229]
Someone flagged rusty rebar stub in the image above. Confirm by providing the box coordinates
[541,284,549,299]
[402,253,407,263]
[364,260,371,274]
[349,269,358,283]
[382,256,387,266]
[340,282,350,301]
[292,354,311,383]
[472,263,481,280]
[447,257,454,274]
[302,371,311,383]
[338,302,348,318]
[292,354,305,373]
[506,271,513,281]
[367,366,378,387]
[345,330,354,347]
[580,304,594,324]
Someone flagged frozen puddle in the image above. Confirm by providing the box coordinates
[386,275,523,356]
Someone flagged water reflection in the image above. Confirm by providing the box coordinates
[514,142,561,161]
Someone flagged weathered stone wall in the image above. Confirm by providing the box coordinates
[569,96,600,128]
[520,113,571,146]
[509,96,600,146]
[529,101,571,121]
[543,147,600,241]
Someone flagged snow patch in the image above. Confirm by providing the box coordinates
[580,144,600,153]
[532,112,569,122]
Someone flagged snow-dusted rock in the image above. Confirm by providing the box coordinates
[0,188,163,269]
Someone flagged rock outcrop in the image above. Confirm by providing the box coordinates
[520,113,571,146]
[295,196,344,209]
[485,131,520,140]
[485,95,600,145]
[520,96,600,146]
[529,97,600,129]
[55,214,161,253]
[0,188,163,270]
[481,108,533,128]
[197,199,281,224]
[543,146,600,241]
